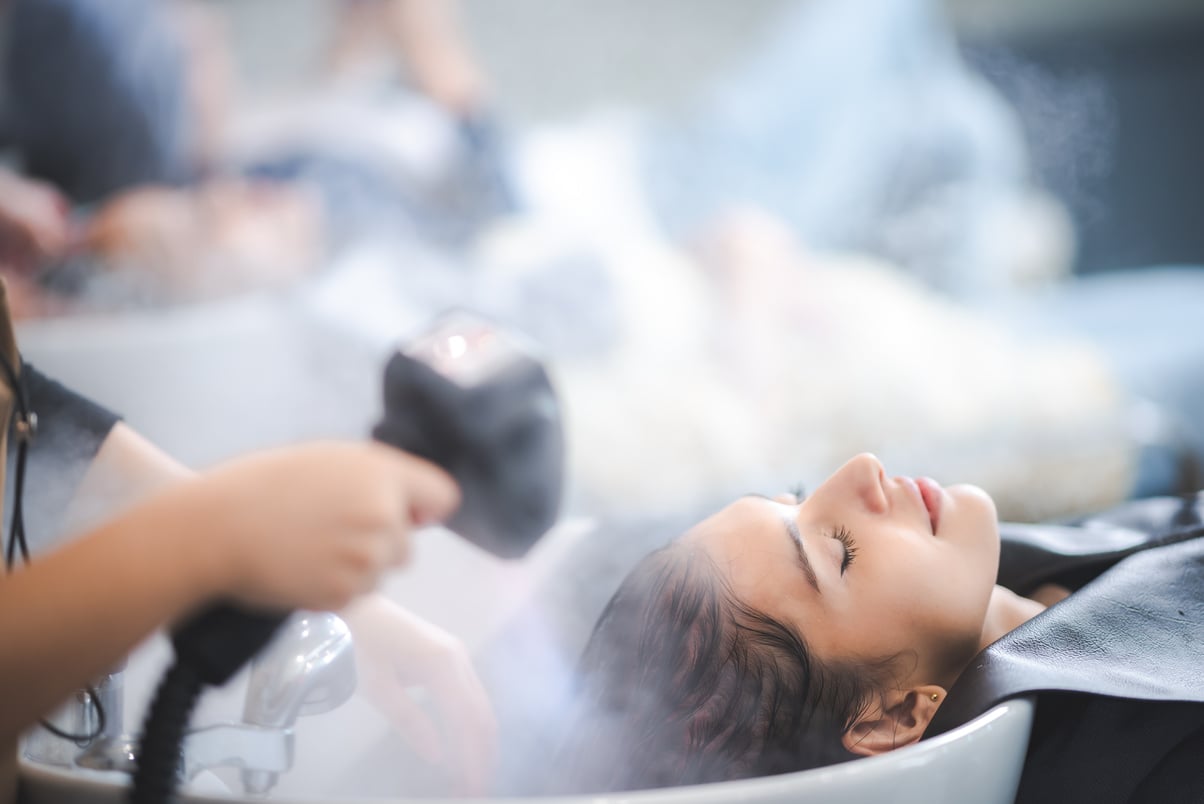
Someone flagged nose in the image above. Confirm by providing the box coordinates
[841,453,889,514]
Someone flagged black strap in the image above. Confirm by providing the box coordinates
[0,350,105,743]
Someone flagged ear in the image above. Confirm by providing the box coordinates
[841,685,946,757]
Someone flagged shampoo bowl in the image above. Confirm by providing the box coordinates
[19,696,1033,803]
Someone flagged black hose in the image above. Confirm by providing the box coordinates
[128,660,204,804]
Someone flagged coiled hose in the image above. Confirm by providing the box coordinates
[128,661,203,804]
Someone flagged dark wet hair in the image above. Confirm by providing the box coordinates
[553,539,897,793]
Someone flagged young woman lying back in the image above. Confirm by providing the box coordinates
[558,453,1204,803]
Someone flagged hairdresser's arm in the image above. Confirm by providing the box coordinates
[0,441,459,744]
[60,422,192,534]
[340,595,497,795]
[67,425,498,792]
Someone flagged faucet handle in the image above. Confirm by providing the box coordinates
[239,611,356,796]
[242,611,357,728]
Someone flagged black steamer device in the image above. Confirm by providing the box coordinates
[130,312,564,803]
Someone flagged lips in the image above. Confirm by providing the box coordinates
[915,476,943,534]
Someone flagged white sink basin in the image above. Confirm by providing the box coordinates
[19,696,1033,803]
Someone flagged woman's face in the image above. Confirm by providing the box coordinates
[687,453,1000,686]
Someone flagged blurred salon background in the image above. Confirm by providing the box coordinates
[4,0,1204,525]
[5,0,1204,796]
[226,0,1204,277]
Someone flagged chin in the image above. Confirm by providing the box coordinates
[947,484,1001,557]
[950,483,998,520]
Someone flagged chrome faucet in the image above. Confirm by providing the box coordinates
[239,610,358,794]
[33,611,357,795]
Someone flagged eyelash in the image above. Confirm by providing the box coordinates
[833,525,858,574]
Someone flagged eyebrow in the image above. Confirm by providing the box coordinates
[784,518,821,594]
[742,493,820,594]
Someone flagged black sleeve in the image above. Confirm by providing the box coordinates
[6,363,121,552]
[997,493,1204,594]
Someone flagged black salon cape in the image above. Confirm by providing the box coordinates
[925,493,1204,804]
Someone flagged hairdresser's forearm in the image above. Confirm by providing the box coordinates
[0,491,221,742]
[62,422,194,534]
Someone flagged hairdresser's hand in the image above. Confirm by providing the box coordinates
[0,168,70,272]
[340,595,497,795]
[189,441,460,612]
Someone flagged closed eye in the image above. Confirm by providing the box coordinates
[832,525,858,574]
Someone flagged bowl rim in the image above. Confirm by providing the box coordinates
[18,696,1035,803]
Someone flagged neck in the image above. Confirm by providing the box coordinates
[977,585,1046,654]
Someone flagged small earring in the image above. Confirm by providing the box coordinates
[930,693,940,702]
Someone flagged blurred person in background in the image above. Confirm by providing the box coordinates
[0,0,511,316]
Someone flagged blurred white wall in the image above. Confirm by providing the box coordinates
[209,0,789,122]
[210,0,1204,123]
